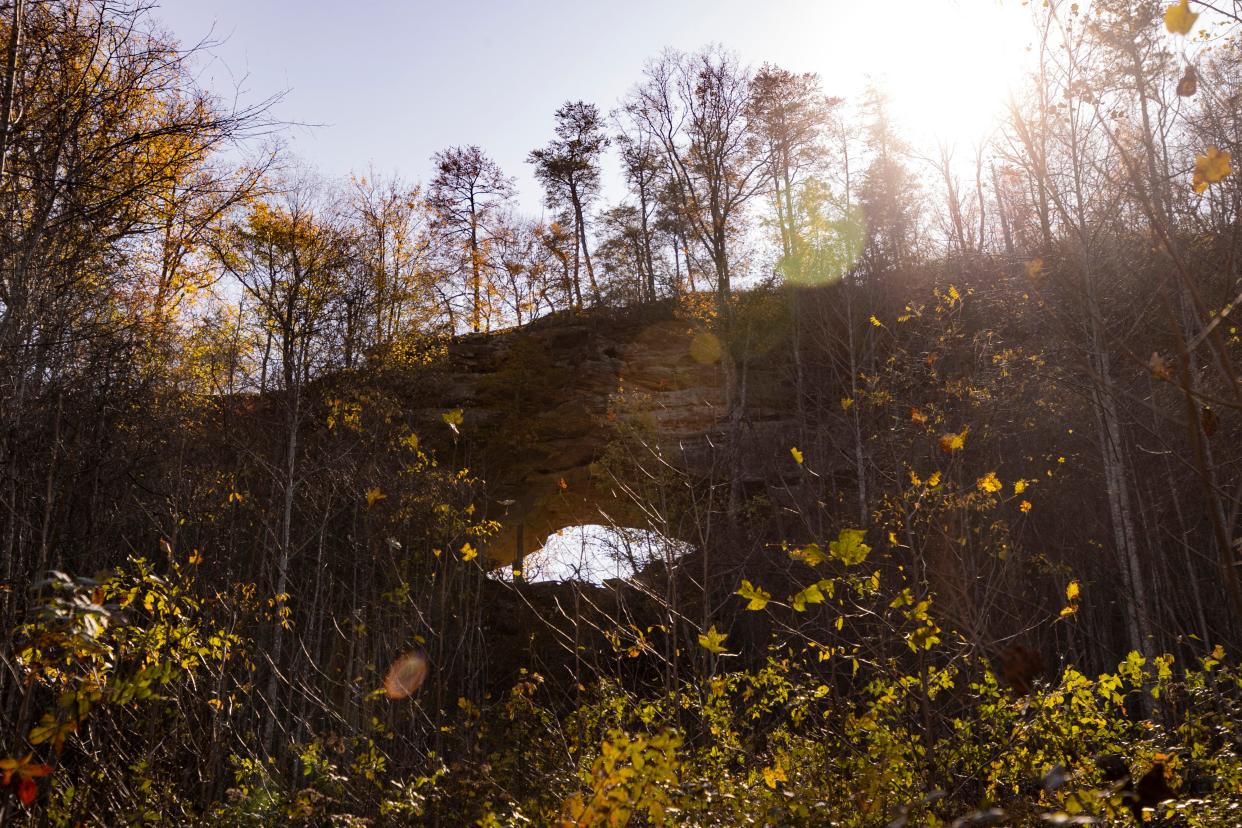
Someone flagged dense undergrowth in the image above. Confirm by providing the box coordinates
[5,0,1242,824]
[6,541,1242,825]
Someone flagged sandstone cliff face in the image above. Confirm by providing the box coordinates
[408,305,804,569]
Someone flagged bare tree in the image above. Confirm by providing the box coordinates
[427,145,515,333]
[623,46,769,299]
[529,101,609,309]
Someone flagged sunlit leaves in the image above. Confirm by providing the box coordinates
[1060,580,1081,619]
[365,487,387,508]
[735,580,772,611]
[459,543,478,562]
[1164,0,1198,36]
[829,528,870,566]
[561,728,682,826]
[790,447,804,465]
[28,713,76,755]
[1192,147,1232,194]
[697,625,728,654]
[790,543,826,567]
[790,581,832,612]
[761,763,787,789]
[441,408,464,434]
[890,588,940,652]
[976,472,1003,494]
[939,427,968,453]
[0,753,52,806]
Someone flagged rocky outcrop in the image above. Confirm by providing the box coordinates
[407,303,808,568]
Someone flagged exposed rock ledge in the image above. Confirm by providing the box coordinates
[408,303,809,568]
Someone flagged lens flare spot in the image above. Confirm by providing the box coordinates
[689,331,722,365]
[383,650,428,699]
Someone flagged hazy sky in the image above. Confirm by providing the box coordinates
[154,0,1038,212]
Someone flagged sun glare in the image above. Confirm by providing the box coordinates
[841,1,1037,150]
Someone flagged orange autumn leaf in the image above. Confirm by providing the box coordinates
[0,754,52,786]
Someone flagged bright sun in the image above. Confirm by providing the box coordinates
[824,1,1037,151]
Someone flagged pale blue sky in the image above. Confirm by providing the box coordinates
[154,0,1037,212]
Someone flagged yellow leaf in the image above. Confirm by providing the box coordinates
[188,550,203,565]
[840,397,854,411]
[790,543,827,566]
[870,314,883,327]
[939,427,968,453]
[977,472,1003,494]
[460,543,477,562]
[790,581,827,612]
[762,764,787,789]
[1193,147,1232,193]
[926,471,941,488]
[1066,580,1080,602]
[829,528,870,566]
[909,470,922,486]
[365,487,387,508]
[698,625,728,654]
[910,407,928,424]
[736,580,772,611]
[441,408,464,434]
[1164,0,1198,35]
[1020,500,1032,513]
[947,284,961,303]
[1025,258,1044,280]
[790,447,804,465]
[1014,479,1027,494]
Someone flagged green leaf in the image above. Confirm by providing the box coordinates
[735,580,771,611]
[829,528,871,566]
